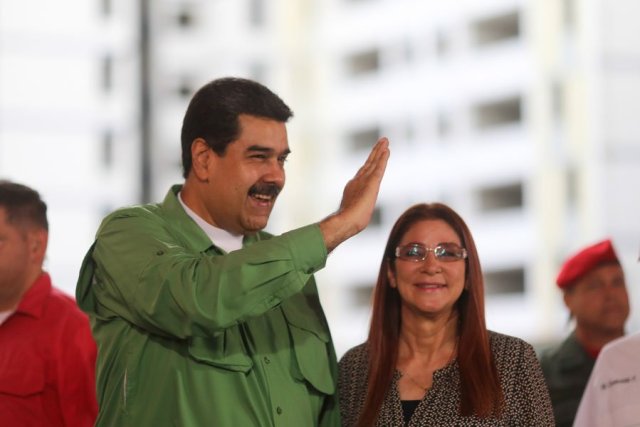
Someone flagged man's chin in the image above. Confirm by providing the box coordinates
[596,319,628,334]
[242,217,270,234]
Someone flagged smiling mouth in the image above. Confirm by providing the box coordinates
[251,193,274,203]
[248,183,281,205]
[415,283,447,291]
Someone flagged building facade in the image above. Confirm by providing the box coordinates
[1,0,638,356]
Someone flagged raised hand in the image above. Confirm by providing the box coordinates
[319,137,390,252]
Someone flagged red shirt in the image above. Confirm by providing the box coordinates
[0,273,98,427]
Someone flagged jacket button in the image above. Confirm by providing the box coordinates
[276,407,282,415]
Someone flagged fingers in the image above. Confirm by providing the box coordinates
[344,137,389,210]
[356,137,390,178]
[319,137,390,252]
[372,137,390,176]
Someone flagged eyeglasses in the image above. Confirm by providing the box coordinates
[395,243,468,263]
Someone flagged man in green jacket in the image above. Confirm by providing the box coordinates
[76,77,390,426]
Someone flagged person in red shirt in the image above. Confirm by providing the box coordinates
[0,180,98,426]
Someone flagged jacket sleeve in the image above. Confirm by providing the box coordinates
[78,209,327,339]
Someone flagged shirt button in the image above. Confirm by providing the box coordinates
[276,407,282,415]
[263,356,270,364]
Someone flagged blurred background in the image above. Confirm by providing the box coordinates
[1,0,639,357]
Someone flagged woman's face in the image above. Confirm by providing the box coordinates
[389,219,467,318]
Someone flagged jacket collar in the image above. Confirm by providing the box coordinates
[15,272,51,319]
[163,184,265,251]
[162,184,218,253]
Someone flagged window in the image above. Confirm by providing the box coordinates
[101,0,112,17]
[473,96,521,130]
[435,29,450,58]
[350,285,374,309]
[176,5,196,28]
[566,167,577,207]
[551,81,564,120]
[176,80,195,99]
[101,55,113,92]
[249,0,265,27]
[436,111,451,139]
[477,182,523,212]
[348,126,380,152]
[472,11,520,46]
[369,206,383,227]
[101,130,114,169]
[484,267,525,295]
[563,0,575,30]
[345,49,380,77]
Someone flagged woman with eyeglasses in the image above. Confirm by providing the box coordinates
[338,203,554,426]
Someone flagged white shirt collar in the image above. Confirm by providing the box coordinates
[178,191,244,253]
[0,310,14,325]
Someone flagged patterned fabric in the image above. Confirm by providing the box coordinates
[338,331,555,426]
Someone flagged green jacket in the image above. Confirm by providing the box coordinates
[539,331,595,427]
[76,186,340,427]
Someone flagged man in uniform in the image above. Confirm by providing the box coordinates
[540,238,630,427]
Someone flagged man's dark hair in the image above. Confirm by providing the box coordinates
[0,180,48,231]
[180,77,293,178]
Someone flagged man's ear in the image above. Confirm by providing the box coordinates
[562,289,574,313]
[190,138,213,181]
[28,229,48,266]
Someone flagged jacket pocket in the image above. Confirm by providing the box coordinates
[282,298,336,395]
[187,326,253,373]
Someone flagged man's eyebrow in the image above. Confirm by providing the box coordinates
[246,145,291,156]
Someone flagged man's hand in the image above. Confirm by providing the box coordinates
[319,137,390,252]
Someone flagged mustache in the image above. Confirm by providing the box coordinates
[248,183,282,197]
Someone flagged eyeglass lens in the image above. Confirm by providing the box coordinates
[395,243,466,262]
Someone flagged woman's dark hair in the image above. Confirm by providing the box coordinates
[180,77,293,178]
[357,203,503,426]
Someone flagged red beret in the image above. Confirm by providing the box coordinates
[556,239,620,289]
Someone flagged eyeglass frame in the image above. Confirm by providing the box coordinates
[394,242,468,263]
